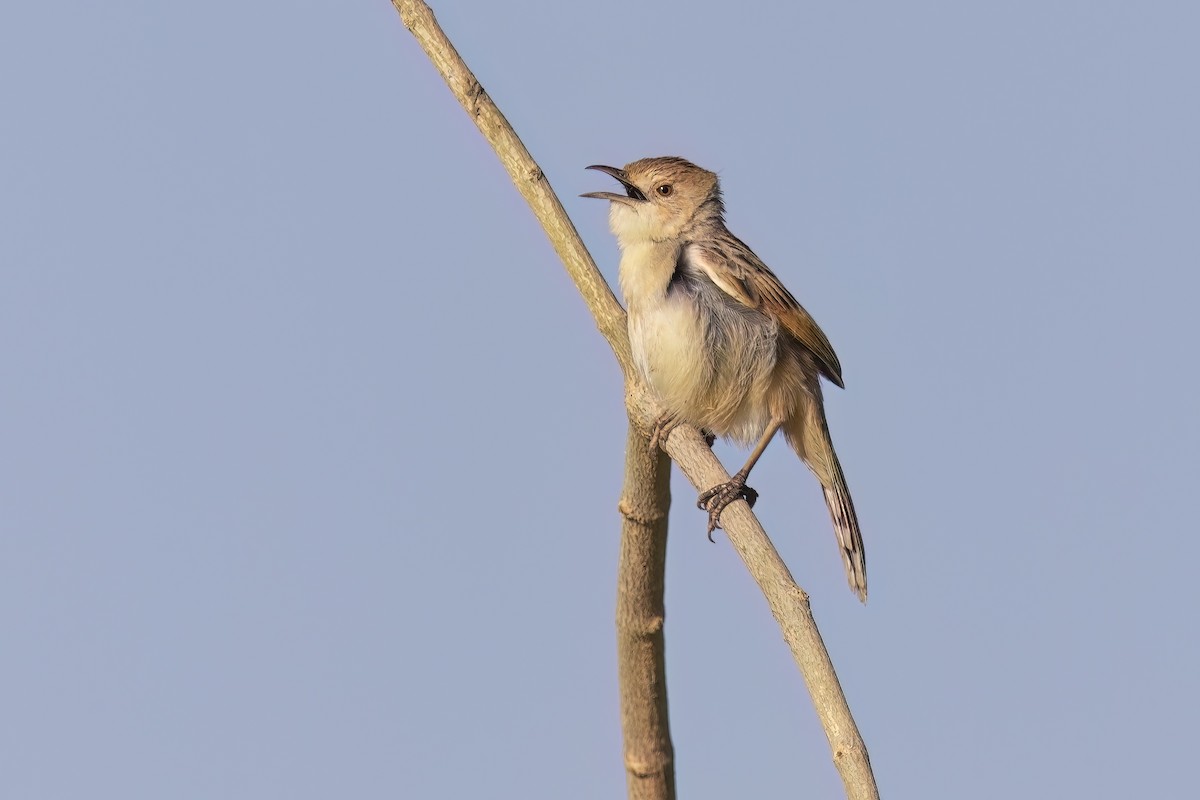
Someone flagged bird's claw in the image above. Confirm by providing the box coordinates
[697,476,758,542]
[648,413,680,455]
[649,415,716,455]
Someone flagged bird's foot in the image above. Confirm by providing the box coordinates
[648,412,681,455]
[648,414,716,455]
[697,472,758,542]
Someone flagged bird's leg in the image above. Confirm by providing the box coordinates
[698,420,782,540]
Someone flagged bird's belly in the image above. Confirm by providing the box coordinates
[631,295,711,411]
[631,293,781,444]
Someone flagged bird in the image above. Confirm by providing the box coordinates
[583,156,867,601]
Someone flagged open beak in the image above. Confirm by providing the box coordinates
[581,164,647,205]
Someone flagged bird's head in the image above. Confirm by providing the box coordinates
[582,156,722,247]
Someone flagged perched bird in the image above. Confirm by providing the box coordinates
[583,156,867,601]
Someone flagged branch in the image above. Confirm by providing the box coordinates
[616,415,675,799]
[627,388,879,800]
[392,3,878,798]
[393,0,632,375]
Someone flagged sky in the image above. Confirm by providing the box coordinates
[3,2,1198,798]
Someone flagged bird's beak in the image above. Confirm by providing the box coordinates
[581,164,646,205]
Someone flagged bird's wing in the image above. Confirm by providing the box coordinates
[687,235,845,388]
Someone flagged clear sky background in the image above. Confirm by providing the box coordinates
[3,2,1198,798]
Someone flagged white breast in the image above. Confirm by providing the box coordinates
[629,289,712,411]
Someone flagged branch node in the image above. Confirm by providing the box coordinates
[785,580,811,605]
[617,498,666,527]
[465,78,486,117]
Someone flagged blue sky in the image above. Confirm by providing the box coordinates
[3,2,1198,797]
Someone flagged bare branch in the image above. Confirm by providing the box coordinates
[392,2,878,798]
[393,0,632,376]
[616,413,675,799]
[626,388,879,800]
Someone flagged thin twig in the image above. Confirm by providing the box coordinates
[393,0,631,375]
[392,2,878,798]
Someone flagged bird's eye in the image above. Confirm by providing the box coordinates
[657,184,672,196]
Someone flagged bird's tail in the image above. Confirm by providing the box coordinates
[785,397,868,602]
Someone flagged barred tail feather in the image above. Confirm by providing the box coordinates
[786,399,868,602]
[822,459,867,602]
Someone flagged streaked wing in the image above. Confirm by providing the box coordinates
[687,234,845,388]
